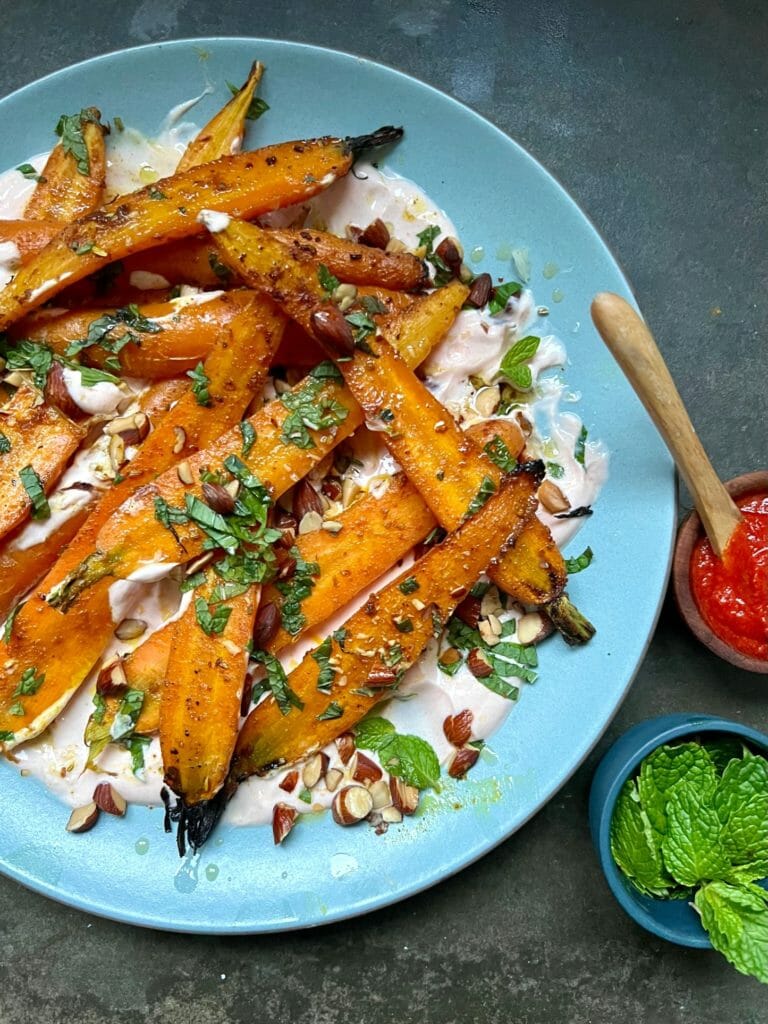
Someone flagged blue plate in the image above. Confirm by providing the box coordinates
[0,38,675,933]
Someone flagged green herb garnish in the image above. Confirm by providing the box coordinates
[55,108,102,176]
[226,81,270,120]
[19,466,50,521]
[194,597,232,637]
[16,163,45,183]
[0,432,11,455]
[250,650,304,716]
[398,576,420,595]
[355,715,440,789]
[488,280,523,315]
[499,335,540,391]
[187,362,212,406]
[483,435,517,472]
[575,425,588,466]
[279,362,348,449]
[464,475,496,519]
[565,547,593,574]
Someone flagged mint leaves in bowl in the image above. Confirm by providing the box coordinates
[589,714,768,982]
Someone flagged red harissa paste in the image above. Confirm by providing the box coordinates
[690,492,768,660]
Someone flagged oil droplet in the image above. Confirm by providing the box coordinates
[330,853,358,879]
[552,288,565,303]
[135,837,150,855]
[469,246,484,264]
[542,262,559,279]
[205,863,219,882]
[495,243,512,261]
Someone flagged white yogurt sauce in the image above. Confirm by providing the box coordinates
[1,118,608,829]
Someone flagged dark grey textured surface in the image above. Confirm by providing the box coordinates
[1,2,767,1021]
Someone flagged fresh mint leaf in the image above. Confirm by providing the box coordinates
[565,547,593,574]
[226,81,269,120]
[239,420,256,457]
[380,733,440,790]
[187,362,211,406]
[311,636,334,695]
[2,603,22,643]
[610,778,678,897]
[416,224,440,251]
[483,434,517,472]
[355,716,396,751]
[275,546,320,637]
[398,576,420,595]
[695,880,768,984]
[499,335,540,390]
[488,280,522,315]
[706,738,746,775]
[16,163,44,183]
[251,650,303,716]
[317,263,340,296]
[13,665,44,697]
[446,616,536,693]
[637,741,717,838]
[194,597,232,637]
[714,749,768,879]
[662,777,730,887]
[280,363,349,449]
[55,108,102,175]
[0,337,54,390]
[574,424,588,465]
[110,688,144,741]
[316,701,343,721]
[464,475,496,519]
[19,466,50,521]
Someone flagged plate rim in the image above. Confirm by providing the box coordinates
[0,35,677,934]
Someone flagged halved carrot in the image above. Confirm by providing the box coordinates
[0,385,85,542]
[160,577,258,804]
[0,378,188,621]
[0,219,60,262]
[13,290,250,379]
[24,108,107,222]
[0,296,283,747]
[177,62,264,173]
[0,127,401,329]
[229,465,541,782]
[330,333,572,609]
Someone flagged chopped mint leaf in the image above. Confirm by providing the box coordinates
[311,636,334,695]
[19,466,50,521]
[464,475,496,519]
[251,650,303,716]
[187,362,211,406]
[546,461,565,479]
[565,547,593,574]
[574,424,588,465]
[398,576,419,595]
[488,280,523,315]
[0,432,10,455]
[483,434,517,472]
[226,81,269,120]
[239,420,256,457]
[55,108,102,176]
[316,701,343,721]
[16,163,45,183]
[317,263,340,296]
[194,596,232,637]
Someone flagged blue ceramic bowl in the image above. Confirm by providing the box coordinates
[589,714,768,948]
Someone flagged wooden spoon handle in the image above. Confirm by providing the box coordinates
[591,292,742,558]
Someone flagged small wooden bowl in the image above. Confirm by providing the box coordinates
[673,470,768,674]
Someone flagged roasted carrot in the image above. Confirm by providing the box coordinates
[177,62,264,173]
[0,219,60,262]
[229,464,541,781]
[0,385,85,542]
[0,126,402,329]
[13,290,251,379]
[0,296,283,747]
[0,378,188,621]
[24,108,107,222]
[160,577,257,804]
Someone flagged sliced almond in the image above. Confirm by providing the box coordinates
[474,385,501,419]
[298,510,323,535]
[352,751,382,785]
[325,767,344,792]
[278,770,299,793]
[389,776,419,815]
[272,802,298,844]
[467,648,493,679]
[516,611,555,646]
[538,480,570,514]
[176,460,194,485]
[332,785,374,826]
[369,779,391,810]
[448,746,481,779]
[66,802,100,833]
[113,618,147,642]
[381,805,403,824]
[93,782,127,817]
[108,434,125,474]
[96,656,127,696]
[443,709,474,747]
[302,751,330,790]
[336,731,356,765]
[172,425,186,454]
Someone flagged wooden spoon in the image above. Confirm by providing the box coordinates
[590,292,742,558]
[591,292,768,674]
